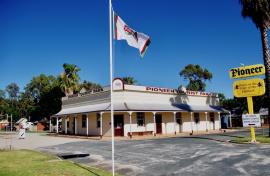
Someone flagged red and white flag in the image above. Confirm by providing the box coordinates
[114,12,151,57]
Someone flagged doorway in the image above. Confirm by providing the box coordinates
[73,117,75,135]
[114,115,124,136]
[155,114,162,134]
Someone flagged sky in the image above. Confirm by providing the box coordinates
[0,0,267,98]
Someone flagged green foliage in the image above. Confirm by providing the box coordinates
[38,86,64,119]
[59,63,81,96]
[0,89,5,99]
[231,135,270,144]
[218,93,226,106]
[240,1,270,135]
[179,64,212,91]
[24,74,57,102]
[0,63,101,122]
[240,0,270,29]
[122,76,137,85]
[222,97,247,112]
[5,83,19,99]
[80,80,102,91]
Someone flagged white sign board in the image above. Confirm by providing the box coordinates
[242,114,261,127]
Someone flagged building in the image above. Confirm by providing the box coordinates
[51,78,228,138]
[259,108,269,126]
[0,119,8,130]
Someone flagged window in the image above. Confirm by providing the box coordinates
[176,112,182,125]
[82,114,87,128]
[137,112,145,126]
[194,113,200,124]
[96,113,101,128]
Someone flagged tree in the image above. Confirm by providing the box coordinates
[179,64,212,91]
[122,76,137,85]
[25,74,57,103]
[17,93,36,120]
[59,63,81,96]
[24,74,64,121]
[240,0,270,136]
[5,83,19,100]
[38,86,64,120]
[80,80,102,91]
[0,89,5,99]
[218,93,226,106]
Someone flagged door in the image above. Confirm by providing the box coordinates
[210,117,215,130]
[114,115,124,136]
[176,113,183,133]
[156,114,162,134]
[210,113,215,130]
[73,117,76,135]
[176,117,183,133]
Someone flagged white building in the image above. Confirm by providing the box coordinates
[51,78,228,138]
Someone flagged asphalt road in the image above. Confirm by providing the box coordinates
[40,130,270,176]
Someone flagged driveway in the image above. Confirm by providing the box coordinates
[0,132,88,150]
[38,130,270,176]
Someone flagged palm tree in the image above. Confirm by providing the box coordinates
[59,63,81,96]
[240,0,270,135]
[122,76,137,85]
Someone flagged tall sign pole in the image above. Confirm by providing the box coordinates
[109,0,115,175]
[247,97,256,142]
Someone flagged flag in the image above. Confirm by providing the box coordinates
[114,12,151,57]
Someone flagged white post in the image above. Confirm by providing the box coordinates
[6,114,8,133]
[10,114,12,132]
[75,115,77,135]
[49,117,52,132]
[56,117,59,134]
[173,112,176,135]
[153,112,156,136]
[86,114,89,136]
[109,0,115,174]
[229,112,232,128]
[128,112,132,138]
[65,117,68,134]
[205,112,208,132]
[218,112,221,130]
[190,112,193,134]
[100,112,103,137]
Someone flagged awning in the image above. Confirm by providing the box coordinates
[54,102,111,116]
[53,102,228,117]
[123,102,186,112]
[173,104,229,113]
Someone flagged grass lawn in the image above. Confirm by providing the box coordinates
[0,150,114,176]
[231,135,270,144]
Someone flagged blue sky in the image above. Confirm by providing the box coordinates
[0,0,266,98]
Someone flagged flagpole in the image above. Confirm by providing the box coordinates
[109,0,115,176]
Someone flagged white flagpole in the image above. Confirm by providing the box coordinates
[109,0,115,175]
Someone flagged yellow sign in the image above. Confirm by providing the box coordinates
[230,64,265,79]
[233,78,265,97]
